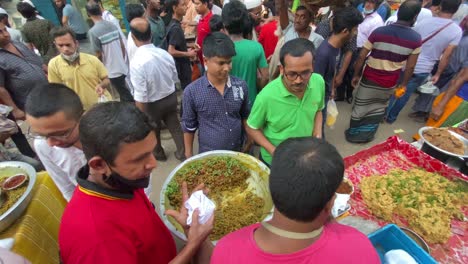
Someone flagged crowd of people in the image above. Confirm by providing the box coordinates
[0,0,467,263]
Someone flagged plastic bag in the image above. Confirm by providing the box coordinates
[326,100,338,128]
[98,95,108,103]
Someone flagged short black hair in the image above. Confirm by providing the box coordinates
[0,14,8,21]
[222,0,250,35]
[130,20,152,41]
[165,0,181,15]
[126,3,145,23]
[79,102,156,165]
[397,0,422,22]
[332,7,363,34]
[86,1,102,16]
[296,5,312,19]
[270,137,344,222]
[25,83,83,121]
[431,0,442,6]
[203,32,236,58]
[17,2,36,19]
[280,38,315,66]
[50,26,77,41]
[209,14,224,32]
[193,0,212,9]
[440,0,461,14]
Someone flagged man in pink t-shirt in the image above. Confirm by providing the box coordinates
[211,137,380,264]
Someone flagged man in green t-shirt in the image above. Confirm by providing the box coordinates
[222,1,268,105]
[246,38,325,165]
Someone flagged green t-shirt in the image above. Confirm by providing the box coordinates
[247,74,325,164]
[231,39,268,104]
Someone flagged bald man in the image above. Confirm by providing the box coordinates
[129,18,186,161]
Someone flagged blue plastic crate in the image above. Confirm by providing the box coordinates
[368,224,437,264]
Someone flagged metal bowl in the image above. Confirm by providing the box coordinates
[0,161,37,232]
[159,151,272,243]
[400,227,430,253]
[418,127,468,161]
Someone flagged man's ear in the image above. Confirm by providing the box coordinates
[279,64,284,76]
[88,156,110,175]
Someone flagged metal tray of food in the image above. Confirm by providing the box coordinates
[419,126,468,159]
[159,150,272,243]
[0,161,37,232]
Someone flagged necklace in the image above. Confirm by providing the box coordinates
[261,222,324,240]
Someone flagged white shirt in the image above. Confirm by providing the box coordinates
[357,12,384,48]
[34,139,85,201]
[282,23,324,50]
[413,17,463,74]
[35,139,153,201]
[127,32,138,62]
[130,44,178,103]
[385,8,432,26]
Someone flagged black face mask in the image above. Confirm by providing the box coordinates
[102,168,150,192]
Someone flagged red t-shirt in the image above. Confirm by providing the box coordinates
[59,188,177,264]
[258,20,279,59]
[196,11,213,65]
[211,222,380,264]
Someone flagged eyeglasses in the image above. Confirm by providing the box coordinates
[28,121,79,140]
[284,71,313,81]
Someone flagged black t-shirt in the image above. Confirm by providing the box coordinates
[167,19,192,88]
[313,40,340,97]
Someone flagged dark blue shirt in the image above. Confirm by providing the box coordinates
[182,75,250,153]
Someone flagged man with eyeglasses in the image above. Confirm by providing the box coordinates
[246,38,325,166]
[24,83,152,201]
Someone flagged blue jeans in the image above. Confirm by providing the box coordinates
[386,73,430,123]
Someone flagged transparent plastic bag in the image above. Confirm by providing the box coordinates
[98,95,108,103]
[326,99,339,128]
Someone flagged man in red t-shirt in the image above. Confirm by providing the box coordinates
[58,101,214,263]
[193,0,212,67]
[211,137,380,263]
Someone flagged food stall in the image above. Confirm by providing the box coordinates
[0,163,67,264]
[344,135,467,263]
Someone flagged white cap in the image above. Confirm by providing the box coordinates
[243,0,261,10]
[22,0,36,8]
[0,8,8,15]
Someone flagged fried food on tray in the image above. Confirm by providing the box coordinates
[423,128,464,155]
[360,168,468,244]
[166,156,266,240]
[0,167,29,215]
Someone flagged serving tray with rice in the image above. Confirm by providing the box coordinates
[343,136,467,264]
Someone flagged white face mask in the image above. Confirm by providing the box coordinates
[61,51,79,62]
[363,8,375,15]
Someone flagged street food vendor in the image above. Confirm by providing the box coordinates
[58,102,214,263]
[211,137,380,263]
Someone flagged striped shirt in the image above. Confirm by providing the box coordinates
[88,20,128,78]
[363,23,422,88]
[0,41,47,110]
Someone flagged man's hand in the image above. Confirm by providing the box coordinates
[187,49,197,59]
[334,75,343,89]
[185,150,193,159]
[95,84,105,96]
[186,210,214,246]
[242,137,254,153]
[430,105,444,121]
[351,76,360,89]
[330,88,336,100]
[431,74,440,85]
[165,182,209,231]
[12,108,25,120]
